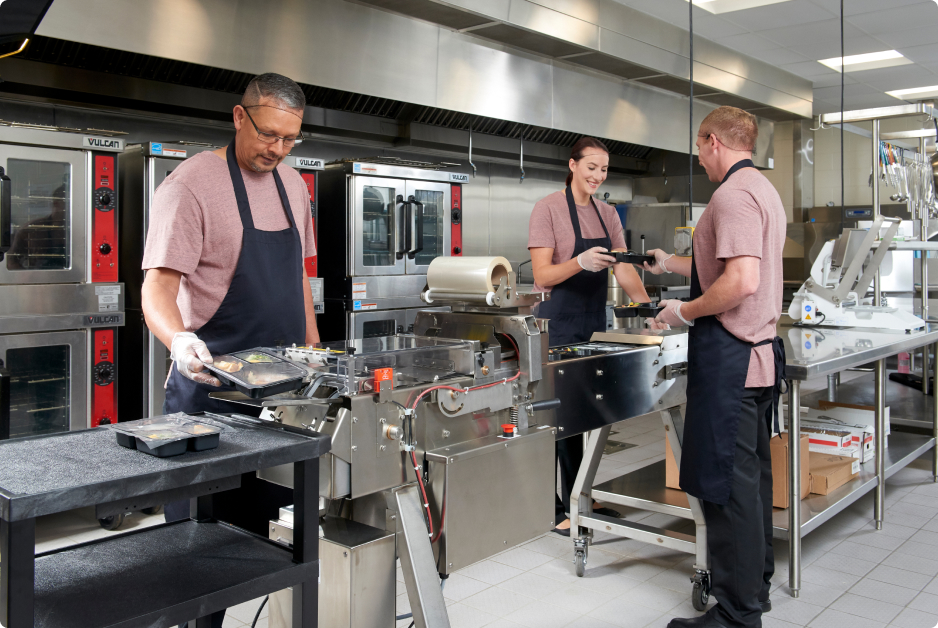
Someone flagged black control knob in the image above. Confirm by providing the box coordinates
[100,193,111,206]
[94,362,115,386]
[99,243,112,255]
[453,246,462,254]
[99,417,112,425]
[452,209,462,224]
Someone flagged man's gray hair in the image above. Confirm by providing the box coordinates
[242,73,306,111]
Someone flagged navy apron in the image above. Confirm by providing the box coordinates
[537,186,612,347]
[164,141,306,416]
[678,159,786,505]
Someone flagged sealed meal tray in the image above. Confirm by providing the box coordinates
[613,303,664,318]
[603,251,656,266]
[203,348,307,398]
[110,414,225,457]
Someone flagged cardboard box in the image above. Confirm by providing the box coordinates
[808,452,860,495]
[770,433,810,509]
[665,438,680,490]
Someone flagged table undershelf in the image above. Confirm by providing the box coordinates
[33,520,316,628]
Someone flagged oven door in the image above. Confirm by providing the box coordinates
[0,330,87,438]
[405,181,451,275]
[0,145,88,284]
[351,176,407,276]
[349,310,406,341]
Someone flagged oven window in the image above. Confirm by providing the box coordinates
[362,185,395,267]
[362,319,397,339]
[6,159,71,271]
[8,345,70,438]
[413,190,444,267]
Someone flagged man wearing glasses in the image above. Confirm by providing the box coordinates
[141,72,317,525]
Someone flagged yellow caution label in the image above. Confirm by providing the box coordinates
[805,314,812,321]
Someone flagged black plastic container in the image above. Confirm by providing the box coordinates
[134,437,188,458]
[203,349,306,399]
[115,432,137,449]
[603,251,656,266]
[187,433,220,451]
[613,303,664,318]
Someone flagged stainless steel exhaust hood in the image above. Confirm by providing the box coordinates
[33,0,804,160]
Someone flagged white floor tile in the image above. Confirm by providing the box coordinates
[492,547,556,571]
[828,592,905,624]
[443,573,493,602]
[462,586,537,617]
[458,560,525,585]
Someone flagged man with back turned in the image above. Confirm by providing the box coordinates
[645,106,786,628]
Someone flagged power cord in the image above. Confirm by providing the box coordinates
[251,596,268,628]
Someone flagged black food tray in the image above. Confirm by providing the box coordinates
[203,348,306,399]
[603,251,655,266]
[614,303,664,318]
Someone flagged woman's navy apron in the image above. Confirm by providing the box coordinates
[537,186,612,347]
[678,159,786,505]
[162,141,306,525]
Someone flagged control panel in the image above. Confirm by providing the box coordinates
[91,328,117,427]
[91,153,118,282]
[300,171,317,277]
[451,183,462,256]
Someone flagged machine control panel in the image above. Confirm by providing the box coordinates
[451,184,462,256]
[91,328,117,427]
[91,153,118,283]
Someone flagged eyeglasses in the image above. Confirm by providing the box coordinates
[242,106,304,147]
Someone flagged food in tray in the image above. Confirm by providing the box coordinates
[238,352,275,364]
[213,358,244,373]
[142,431,181,441]
[244,370,291,385]
[185,424,219,435]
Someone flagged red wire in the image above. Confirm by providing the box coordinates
[410,449,434,538]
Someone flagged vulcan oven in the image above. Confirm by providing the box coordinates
[317,159,466,341]
[0,124,125,438]
[118,144,325,420]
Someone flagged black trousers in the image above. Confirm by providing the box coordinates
[704,386,775,628]
[556,434,583,522]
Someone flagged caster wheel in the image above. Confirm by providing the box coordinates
[692,580,710,611]
[574,551,587,577]
[141,505,162,516]
[98,513,125,531]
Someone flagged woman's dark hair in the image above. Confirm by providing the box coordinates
[566,137,610,187]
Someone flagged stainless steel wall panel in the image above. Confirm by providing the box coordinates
[437,0,508,20]
[506,0,599,50]
[597,28,688,79]
[529,0,600,23]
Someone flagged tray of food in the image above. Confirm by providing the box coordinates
[109,414,228,457]
[203,348,307,398]
[613,302,664,318]
[602,251,656,266]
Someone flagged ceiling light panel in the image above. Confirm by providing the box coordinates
[687,0,794,14]
[887,85,938,100]
[818,50,912,73]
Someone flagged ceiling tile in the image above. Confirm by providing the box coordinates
[814,82,881,101]
[850,65,937,91]
[758,19,867,51]
[809,0,932,17]
[780,60,840,78]
[811,73,859,88]
[842,92,914,109]
[720,0,836,32]
[688,13,750,38]
[901,43,938,64]
[874,25,938,50]
[719,32,782,54]
[748,47,809,66]
[846,4,938,36]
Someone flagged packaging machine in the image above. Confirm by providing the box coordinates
[208,262,689,628]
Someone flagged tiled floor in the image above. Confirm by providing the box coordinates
[29,371,938,628]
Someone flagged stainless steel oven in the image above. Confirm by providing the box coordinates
[118,143,327,420]
[0,124,125,437]
[318,160,467,341]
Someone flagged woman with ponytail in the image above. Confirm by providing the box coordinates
[528,137,651,536]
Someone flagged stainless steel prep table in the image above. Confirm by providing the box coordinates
[780,321,938,597]
[0,416,331,628]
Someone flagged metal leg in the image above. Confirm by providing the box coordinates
[933,342,938,483]
[923,342,931,397]
[661,406,708,572]
[293,459,319,628]
[788,379,801,599]
[0,517,35,628]
[570,426,610,541]
[827,374,837,402]
[875,360,886,530]
[388,485,450,628]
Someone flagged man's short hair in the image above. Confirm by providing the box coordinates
[699,106,758,152]
[242,73,306,111]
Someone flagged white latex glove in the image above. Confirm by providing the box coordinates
[643,249,674,275]
[577,247,615,272]
[171,331,221,387]
[655,299,694,328]
[646,318,670,331]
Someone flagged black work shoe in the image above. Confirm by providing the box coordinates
[667,614,728,628]
[593,506,621,518]
[552,526,571,537]
[760,598,771,613]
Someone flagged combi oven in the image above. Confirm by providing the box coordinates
[317,160,466,341]
[118,143,325,420]
[0,124,125,439]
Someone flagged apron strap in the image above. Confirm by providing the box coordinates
[225,139,297,231]
[753,336,788,436]
[564,186,611,255]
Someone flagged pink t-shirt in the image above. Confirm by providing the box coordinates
[527,190,626,292]
[693,168,785,388]
[142,152,316,331]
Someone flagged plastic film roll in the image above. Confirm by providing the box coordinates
[426,256,512,296]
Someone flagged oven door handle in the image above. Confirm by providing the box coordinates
[395,195,410,261]
[0,166,11,262]
[408,195,424,259]
[0,359,10,441]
